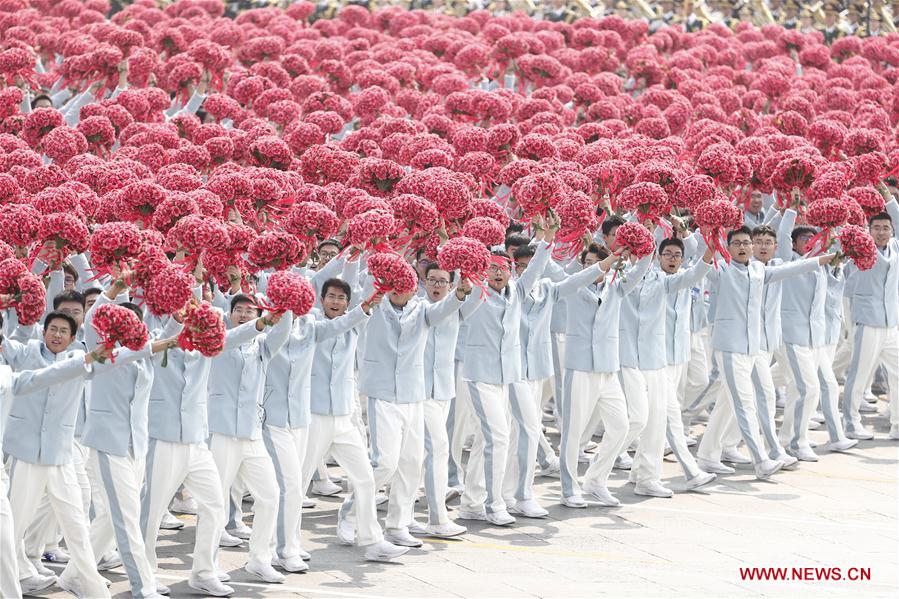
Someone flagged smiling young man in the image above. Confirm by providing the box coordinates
[697,227,840,480]
[841,200,899,441]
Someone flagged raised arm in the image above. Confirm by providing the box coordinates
[663,256,712,294]
[424,290,465,327]
[776,208,797,262]
[261,311,292,360]
[223,318,263,351]
[10,354,92,395]
[555,262,603,299]
[517,240,552,295]
[765,255,826,284]
[313,304,370,342]
[618,254,653,297]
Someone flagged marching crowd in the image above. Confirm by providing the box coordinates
[2,0,899,598]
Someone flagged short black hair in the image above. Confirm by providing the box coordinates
[83,287,103,299]
[752,224,777,240]
[513,244,536,260]
[505,221,524,235]
[658,237,684,255]
[504,234,530,250]
[601,215,625,237]
[424,263,454,282]
[230,293,261,315]
[581,242,609,263]
[869,211,893,226]
[30,94,52,109]
[53,290,85,310]
[44,311,78,337]
[790,226,817,244]
[120,301,143,322]
[491,249,511,260]
[318,238,341,251]
[321,278,351,301]
[727,226,753,244]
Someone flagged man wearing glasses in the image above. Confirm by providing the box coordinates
[697,227,838,480]
[842,200,899,441]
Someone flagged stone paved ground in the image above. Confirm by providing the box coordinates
[40,407,898,599]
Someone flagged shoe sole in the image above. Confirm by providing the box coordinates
[560,499,587,508]
[245,570,285,584]
[509,509,549,518]
[424,530,467,538]
[311,489,342,497]
[189,583,234,597]
[584,492,620,507]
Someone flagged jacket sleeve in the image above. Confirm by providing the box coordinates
[663,259,712,294]
[765,257,821,284]
[0,338,29,369]
[776,209,796,262]
[424,294,464,327]
[459,288,486,320]
[618,254,653,297]
[90,343,153,374]
[262,311,292,360]
[223,318,263,351]
[313,305,369,342]
[10,355,91,395]
[886,199,899,239]
[517,240,552,295]
[555,263,603,299]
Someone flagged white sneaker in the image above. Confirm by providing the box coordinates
[385,529,423,547]
[364,540,409,562]
[336,514,356,545]
[786,446,818,462]
[374,492,388,508]
[889,425,899,440]
[721,447,752,464]
[57,574,89,598]
[811,412,825,424]
[298,548,311,561]
[457,509,488,521]
[445,485,463,501]
[20,574,57,594]
[219,530,243,547]
[583,441,599,453]
[226,522,252,540]
[42,548,70,563]
[171,496,198,515]
[685,435,697,447]
[846,428,875,440]
[685,471,717,491]
[160,511,184,530]
[538,457,561,477]
[829,437,857,450]
[425,521,467,538]
[157,583,171,595]
[807,420,822,430]
[634,481,674,498]
[245,559,285,583]
[311,479,342,497]
[858,401,877,414]
[216,569,231,582]
[407,519,429,535]
[302,497,316,508]
[582,483,621,507]
[97,550,122,571]
[697,458,735,474]
[613,453,633,470]
[189,576,235,597]
[508,498,549,518]
[774,452,800,470]
[485,509,516,526]
[272,555,309,573]
[754,459,784,480]
[561,495,587,508]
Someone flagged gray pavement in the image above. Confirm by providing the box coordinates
[38,408,898,599]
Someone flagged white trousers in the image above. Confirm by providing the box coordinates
[681,332,711,410]
[832,297,854,379]
[698,352,768,466]
[422,398,451,525]
[780,344,827,450]
[345,399,423,533]
[662,364,703,480]
[7,459,109,598]
[1,469,21,599]
[302,413,382,546]
[462,382,510,514]
[61,451,156,598]
[262,425,309,561]
[684,336,723,421]
[622,367,688,485]
[141,439,224,580]
[504,380,542,502]
[210,434,278,565]
[447,361,476,490]
[722,351,782,459]
[817,345,851,444]
[559,370,629,498]
[843,325,899,434]
[24,439,92,566]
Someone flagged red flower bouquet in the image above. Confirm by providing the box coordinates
[178,299,226,357]
[616,182,672,224]
[838,224,877,271]
[438,236,491,283]
[612,222,656,259]
[284,201,340,243]
[247,230,307,270]
[89,221,142,271]
[91,303,149,354]
[264,270,315,316]
[145,264,194,316]
[0,258,46,326]
[462,217,506,248]
[367,252,418,295]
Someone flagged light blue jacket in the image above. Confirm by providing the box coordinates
[424,294,483,401]
[709,258,822,355]
[564,256,652,373]
[208,314,291,440]
[846,199,899,328]
[359,293,465,403]
[620,260,711,371]
[520,265,607,380]
[263,306,368,429]
[462,240,552,384]
[777,209,829,348]
[148,315,261,444]
[310,310,370,417]
[0,357,94,464]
